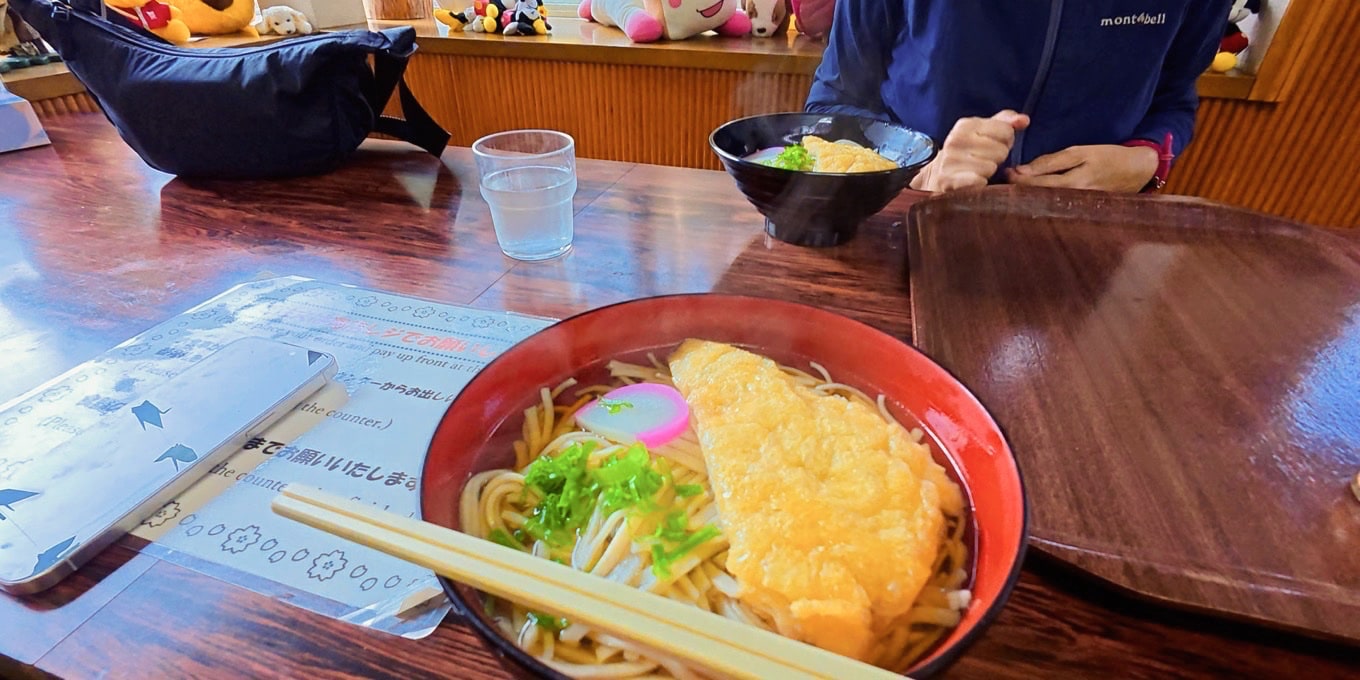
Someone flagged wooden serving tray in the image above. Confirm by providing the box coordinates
[907,186,1360,643]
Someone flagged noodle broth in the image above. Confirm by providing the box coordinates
[443,344,978,679]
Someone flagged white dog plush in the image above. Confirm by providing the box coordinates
[744,0,790,38]
[254,6,314,36]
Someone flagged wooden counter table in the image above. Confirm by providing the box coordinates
[0,113,1355,679]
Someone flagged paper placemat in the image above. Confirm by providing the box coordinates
[0,275,553,637]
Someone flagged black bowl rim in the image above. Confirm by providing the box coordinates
[419,292,1030,680]
[708,112,938,178]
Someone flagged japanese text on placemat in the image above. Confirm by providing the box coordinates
[330,317,497,357]
[242,438,419,490]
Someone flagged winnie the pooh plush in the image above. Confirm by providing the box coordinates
[104,0,192,44]
[166,0,259,38]
[579,0,750,43]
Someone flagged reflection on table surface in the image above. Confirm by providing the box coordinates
[0,113,1355,679]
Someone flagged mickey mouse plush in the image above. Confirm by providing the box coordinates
[1211,0,1261,72]
[435,0,497,33]
[502,0,550,35]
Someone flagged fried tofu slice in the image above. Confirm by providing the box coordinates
[802,135,898,173]
[668,339,961,662]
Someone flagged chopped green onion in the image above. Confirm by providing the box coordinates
[488,529,523,551]
[522,441,672,547]
[519,437,720,581]
[527,611,569,632]
[522,442,598,547]
[673,525,721,556]
[763,144,814,171]
[593,444,649,485]
[596,444,665,515]
[523,441,595,496]
[597,397,633,414]
[650,544,671,578]
[650,510,689,542]
[674,484,704,498]
[649,522,722,578]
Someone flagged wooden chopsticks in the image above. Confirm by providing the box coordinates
[271,485,908,680]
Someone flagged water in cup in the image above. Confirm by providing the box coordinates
[480,165,577,261]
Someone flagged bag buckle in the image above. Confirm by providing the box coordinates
[53,3,71,20]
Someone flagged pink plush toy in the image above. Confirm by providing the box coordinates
[789,0,832,39]
[579,0,751,43]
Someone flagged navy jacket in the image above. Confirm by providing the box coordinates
[806,1,1229,167]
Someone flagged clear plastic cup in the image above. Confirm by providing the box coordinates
[472,130,578,261]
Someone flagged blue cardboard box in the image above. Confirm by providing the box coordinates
[0,79,50,153]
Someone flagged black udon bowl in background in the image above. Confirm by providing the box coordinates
[709,113,936,247]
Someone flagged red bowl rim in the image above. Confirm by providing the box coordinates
[418,292,1029,679]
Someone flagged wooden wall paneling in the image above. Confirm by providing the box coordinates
[386,11,1360,227]
[400,53,810,170]
[29,93,99,120]
[365,0,430,20]
[1166,0,1360,227]
[1246,0,1326,102]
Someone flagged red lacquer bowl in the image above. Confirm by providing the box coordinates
[419,294,1028,678]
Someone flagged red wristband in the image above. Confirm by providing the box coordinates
[1123,132,1174,192]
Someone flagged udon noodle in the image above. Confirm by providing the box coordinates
[460,354,970,678]
[745,135,899,173]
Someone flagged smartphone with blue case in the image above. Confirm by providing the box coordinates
[0,337,336,594]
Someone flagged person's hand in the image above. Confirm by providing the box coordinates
[911,110,1030,193]
[1006,144,1158,193]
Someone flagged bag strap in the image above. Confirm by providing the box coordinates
[366,47,450,158]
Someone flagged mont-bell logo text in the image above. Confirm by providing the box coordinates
[1100,12,1167,27]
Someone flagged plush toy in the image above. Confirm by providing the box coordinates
[1211,0,1261,73]
[435,3,476,32]
[435,0,507,34]
[254,5,313,36]
[165,0,259,38]
[103,0,192,44]
[578,0,750,43]
[3,0,64,70]
[789,0,831,39]
[744,0,789,38]
[435,1,486,32]
[437,2,476,31]
[502,0,550,35]
[1,0,21,53]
